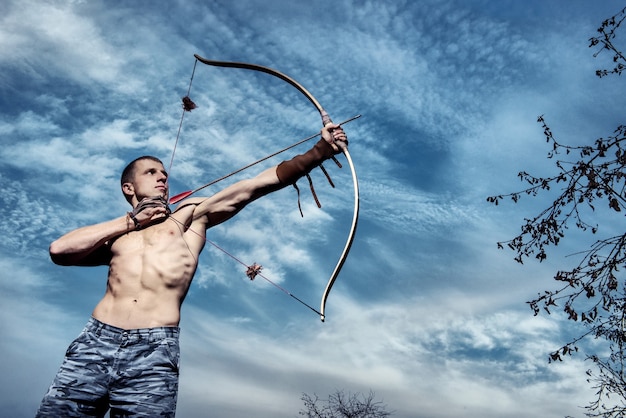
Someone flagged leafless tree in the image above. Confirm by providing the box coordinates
[299,390,393,418]
[487,6,626,417]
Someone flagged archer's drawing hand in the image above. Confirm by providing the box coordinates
[129,196,171,229]
[321,123,348,153]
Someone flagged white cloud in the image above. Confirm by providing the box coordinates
[0,0,124,87]
[173,297,592,417]
[0,0,622,417]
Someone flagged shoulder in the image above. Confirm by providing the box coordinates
[170,197,213,230]
[172,197,204,213]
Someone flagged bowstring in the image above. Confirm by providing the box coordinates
[167,215,323,317]
[168,58,198,177]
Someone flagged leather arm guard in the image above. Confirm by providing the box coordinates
[275,139,341,215]
[276,139,336,185]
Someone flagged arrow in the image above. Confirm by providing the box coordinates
[169,114,361,204]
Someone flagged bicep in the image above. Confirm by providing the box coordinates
[51,242,112,266]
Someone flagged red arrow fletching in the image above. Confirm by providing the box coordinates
[169,190,193,204]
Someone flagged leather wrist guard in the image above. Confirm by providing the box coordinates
[276,139,336,185]
[276,139,343,215]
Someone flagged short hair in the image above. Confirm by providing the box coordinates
[120,156,165,202]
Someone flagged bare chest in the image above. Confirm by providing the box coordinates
[109,218,198,288]
[112,221,176,252]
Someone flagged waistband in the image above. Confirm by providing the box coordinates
[85,317,179,341]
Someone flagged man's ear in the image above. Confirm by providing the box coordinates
[122,182,134,198]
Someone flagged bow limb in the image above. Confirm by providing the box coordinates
[319,146,359,322]
[193,55,333,125]
[194,54,360,322]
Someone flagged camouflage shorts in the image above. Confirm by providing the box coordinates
[36,317,180,417]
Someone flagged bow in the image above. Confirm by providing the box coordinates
[190,54,360,322]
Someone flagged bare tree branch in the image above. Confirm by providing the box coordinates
[487,6,626,417]
[299,390,393,418]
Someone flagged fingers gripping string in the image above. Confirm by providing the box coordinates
[128,197,171,230]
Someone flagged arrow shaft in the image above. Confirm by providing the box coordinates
[170,115,361,204]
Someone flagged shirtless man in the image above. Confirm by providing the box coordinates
[35,124,348,417]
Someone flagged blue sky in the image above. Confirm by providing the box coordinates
[1,0,625,417]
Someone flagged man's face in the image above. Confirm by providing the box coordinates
[127,159,169,201]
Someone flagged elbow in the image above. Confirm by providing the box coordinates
[49,240,72,266]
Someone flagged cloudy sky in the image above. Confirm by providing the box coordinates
[1,0,625,417]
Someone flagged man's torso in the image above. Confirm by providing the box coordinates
[92,204,207,329]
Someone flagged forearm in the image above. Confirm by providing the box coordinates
[191,139,338,226]
[275,138,336,185]
[49,215,133,265]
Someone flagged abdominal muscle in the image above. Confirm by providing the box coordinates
[92,216,200,329]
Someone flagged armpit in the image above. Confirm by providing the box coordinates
[172,201,210,231]
[172,201,200,213]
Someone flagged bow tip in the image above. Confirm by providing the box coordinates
[320,314,326,322]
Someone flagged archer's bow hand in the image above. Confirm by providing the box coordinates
[275,124,348,212]
[321,123,348,153]
[276,134,339,185]
[275,123,348,185]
